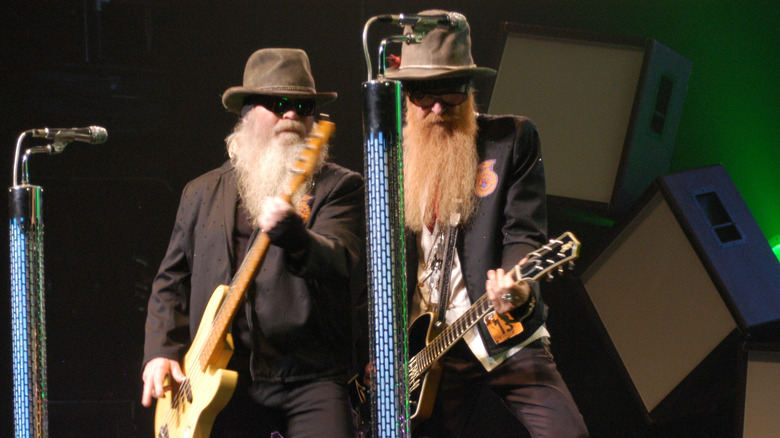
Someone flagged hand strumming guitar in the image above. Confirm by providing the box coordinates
[141,357,186,408]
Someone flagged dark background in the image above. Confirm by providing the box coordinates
[1,0,778,436]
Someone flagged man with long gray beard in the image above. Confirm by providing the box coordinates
[141,48,364,437]
[385,11,588,437]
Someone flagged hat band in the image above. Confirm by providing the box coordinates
[253,85,318,94]
[399,63,478,71]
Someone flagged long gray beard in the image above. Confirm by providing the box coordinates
[402,98,479,232]
[227,118,316,228]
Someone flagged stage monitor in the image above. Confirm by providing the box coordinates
[580,165,780,421]
[740,344,780,437]
[489,24,691,217]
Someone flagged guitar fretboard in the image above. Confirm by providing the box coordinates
[198,234,271,369]
[410,294,491,383]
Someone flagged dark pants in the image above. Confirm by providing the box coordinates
[415,339,589,438]
[211,372,356,438]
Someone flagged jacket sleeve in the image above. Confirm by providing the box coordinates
[142,184,196,366]
[500,116,548,271]
[496,117,549,345]
[268,167,365,281]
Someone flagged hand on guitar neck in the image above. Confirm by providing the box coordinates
[485,257,532,315]
[258,196,295,232]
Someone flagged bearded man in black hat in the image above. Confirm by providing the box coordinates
[141,48,363,437]
[385,11,588,437]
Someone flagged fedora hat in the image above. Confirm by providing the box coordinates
[384,10,496,80]
[222,48,337,114]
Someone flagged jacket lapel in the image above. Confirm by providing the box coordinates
[219,161,239,272]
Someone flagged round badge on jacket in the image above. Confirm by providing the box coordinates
[476,160,498,197]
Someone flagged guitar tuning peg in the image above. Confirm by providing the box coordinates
[558,266,565,276]
[568,261,575,271]
[546,272,554,281]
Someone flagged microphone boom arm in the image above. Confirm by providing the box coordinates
[362,13,455,81]
[12,126,106,186]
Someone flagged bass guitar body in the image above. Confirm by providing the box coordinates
[154,285,239,438]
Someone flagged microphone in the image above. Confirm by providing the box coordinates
[32,126,108,145]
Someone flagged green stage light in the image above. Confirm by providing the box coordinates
[771,235,780,263]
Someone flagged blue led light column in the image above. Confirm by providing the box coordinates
[362,78,409,438]
[9,184,48,438]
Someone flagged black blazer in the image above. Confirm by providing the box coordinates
[144,160,365,382]
[407,114,548,356]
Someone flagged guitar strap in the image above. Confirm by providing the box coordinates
[434,222,459,327]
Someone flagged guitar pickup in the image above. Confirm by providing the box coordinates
[182,379,193,403]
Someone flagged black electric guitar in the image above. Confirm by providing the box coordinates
[407,232,580,427]
[153,120,334,438]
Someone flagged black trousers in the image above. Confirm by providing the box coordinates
[211,372,355,438]
[414,339,589,438]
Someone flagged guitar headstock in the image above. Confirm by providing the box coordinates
[284,119,335,198]
[512,231,581,282]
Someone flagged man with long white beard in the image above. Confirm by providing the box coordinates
[386,11,589,437]
[141,48,364,437]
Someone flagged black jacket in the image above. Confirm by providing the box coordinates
[406,114,548,356]
[143,160,365,382]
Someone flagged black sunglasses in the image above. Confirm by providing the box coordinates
[405,79,471,109]
[408,91,469,109]
[245,95,316,117]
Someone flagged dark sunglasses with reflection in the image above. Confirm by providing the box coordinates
[405,80,471,109]
[244,95,317,117]
[407,92,469,109]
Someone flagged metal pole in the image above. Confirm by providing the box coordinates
[362,78,409,438]
[9,183,48,438]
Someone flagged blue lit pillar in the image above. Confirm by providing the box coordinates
[362,78,409,438]
[9,184,48,438]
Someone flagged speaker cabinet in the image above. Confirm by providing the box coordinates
[579,165,780,421]
[488,24,692,217]
[739,343,780,437]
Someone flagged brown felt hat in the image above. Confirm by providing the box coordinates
[222,48,337,114]
[384,10,496,80]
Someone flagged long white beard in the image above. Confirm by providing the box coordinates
[226,115,318,228]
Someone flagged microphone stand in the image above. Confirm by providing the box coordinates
[360,15,439,438]
[8,130,67,438]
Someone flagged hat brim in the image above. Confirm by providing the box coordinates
[222,87,338,115]
[383,66,496,81]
